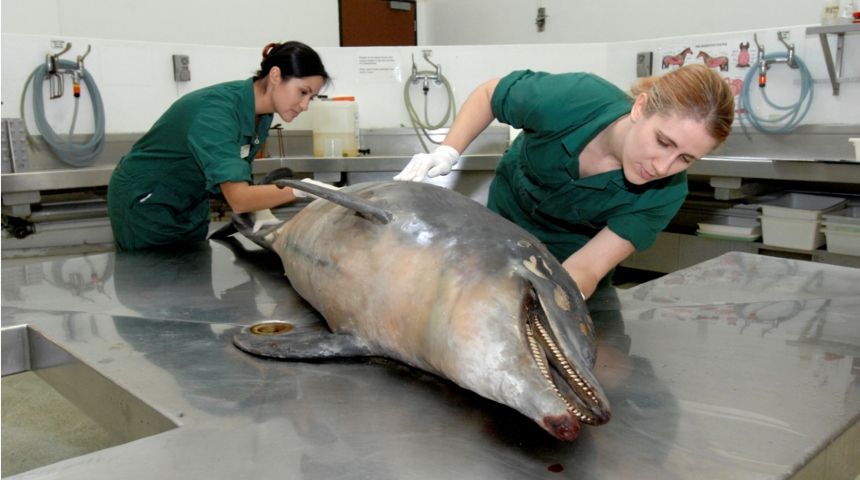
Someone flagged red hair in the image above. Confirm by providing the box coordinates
[631,64,734,144]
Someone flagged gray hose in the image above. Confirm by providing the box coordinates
[403,70,456,153]
[21,58,106,167]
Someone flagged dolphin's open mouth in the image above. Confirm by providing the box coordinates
[523,287,610,426]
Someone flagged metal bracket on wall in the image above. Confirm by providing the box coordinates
[806,23,860,95]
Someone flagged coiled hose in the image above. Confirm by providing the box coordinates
[403,70,456,153]
[739,53,814,134]
[20,58,106,167]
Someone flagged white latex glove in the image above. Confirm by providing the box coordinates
[251,209,280,233]
[393,145,460,182]
[292,178,340,199]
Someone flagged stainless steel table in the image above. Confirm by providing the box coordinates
[2,244,859,479]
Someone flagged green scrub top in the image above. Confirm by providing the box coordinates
[108,78,272,251]
[487,69,688,264]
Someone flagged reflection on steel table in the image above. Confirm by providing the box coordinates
[2,248,858,479]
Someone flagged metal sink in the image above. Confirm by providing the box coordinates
[1,325,177,475]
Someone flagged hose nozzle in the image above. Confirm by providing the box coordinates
[754,33,767,87]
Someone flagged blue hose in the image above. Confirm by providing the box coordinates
[22,59,106,167]
[739,53,814,134]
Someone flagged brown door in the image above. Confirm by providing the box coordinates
[339,0,416,46]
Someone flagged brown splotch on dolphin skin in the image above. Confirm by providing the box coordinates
[231,180,610,441]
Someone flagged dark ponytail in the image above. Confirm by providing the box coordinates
[254,41,329,83]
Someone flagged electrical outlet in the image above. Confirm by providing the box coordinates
[636,52,653,77]
[172,54,190,82]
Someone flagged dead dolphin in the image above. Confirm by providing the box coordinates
[230,180,611,441]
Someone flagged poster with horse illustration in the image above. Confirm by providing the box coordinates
[657,36,758,104]
[659,39,757,74]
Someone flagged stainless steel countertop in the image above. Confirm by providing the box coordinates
[2,246,859,479]
[3,154,860,195]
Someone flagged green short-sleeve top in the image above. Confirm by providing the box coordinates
[108,78,272,248]
[115,78,271,196]
[488,70,687,261]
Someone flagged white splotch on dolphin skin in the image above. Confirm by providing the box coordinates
[232,181,610,441]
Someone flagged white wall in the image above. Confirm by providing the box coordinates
[2,0,857,140]
[421,0,823,44]
[1,0,826,47]
[0,0,340,47]
[0,34,609,134]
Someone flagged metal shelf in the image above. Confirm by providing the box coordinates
[806,23,860,95]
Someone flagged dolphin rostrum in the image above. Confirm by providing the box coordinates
[230,179,611,441]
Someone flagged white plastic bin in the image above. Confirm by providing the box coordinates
[697,216,761,241]
[822,221,860,233]
[850,138,860,162]
[822,227,860,256]
[759,193,847,250]
[760,215,826,250]
[760,193,846,220]
[823,206,860,226]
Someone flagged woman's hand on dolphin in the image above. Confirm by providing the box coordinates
[394,145,460,182]
[293,178,340,199]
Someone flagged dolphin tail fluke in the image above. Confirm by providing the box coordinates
[274,179,393,224]
[233,321,375,360]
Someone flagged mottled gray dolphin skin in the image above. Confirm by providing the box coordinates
[232,180,611,441]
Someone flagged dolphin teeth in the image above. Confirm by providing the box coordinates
[526,323,582,418]
[526,318,590,423]
[525,297,610,426]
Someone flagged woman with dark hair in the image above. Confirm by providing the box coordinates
[108,41,329,251]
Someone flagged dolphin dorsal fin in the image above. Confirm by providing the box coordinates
[275,179,393,224]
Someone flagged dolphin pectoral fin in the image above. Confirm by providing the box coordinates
[233,321,375,360]
[222,211,282,251]
[274,179,393,224]
[209,222,237,241]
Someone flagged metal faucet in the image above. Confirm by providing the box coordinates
[411,50,442,94]
[43,43,92,99]
[45,42,72,99]
[72,45,92,98]
[754,32,797,88]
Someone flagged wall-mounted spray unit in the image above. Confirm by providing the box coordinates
[411,50,442,94]
[754,31,797,87]
[404,50,456,152]
[72,45,92,98]
[20,42,106,167]
[739,32,814,134]
[45,42,72,99]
